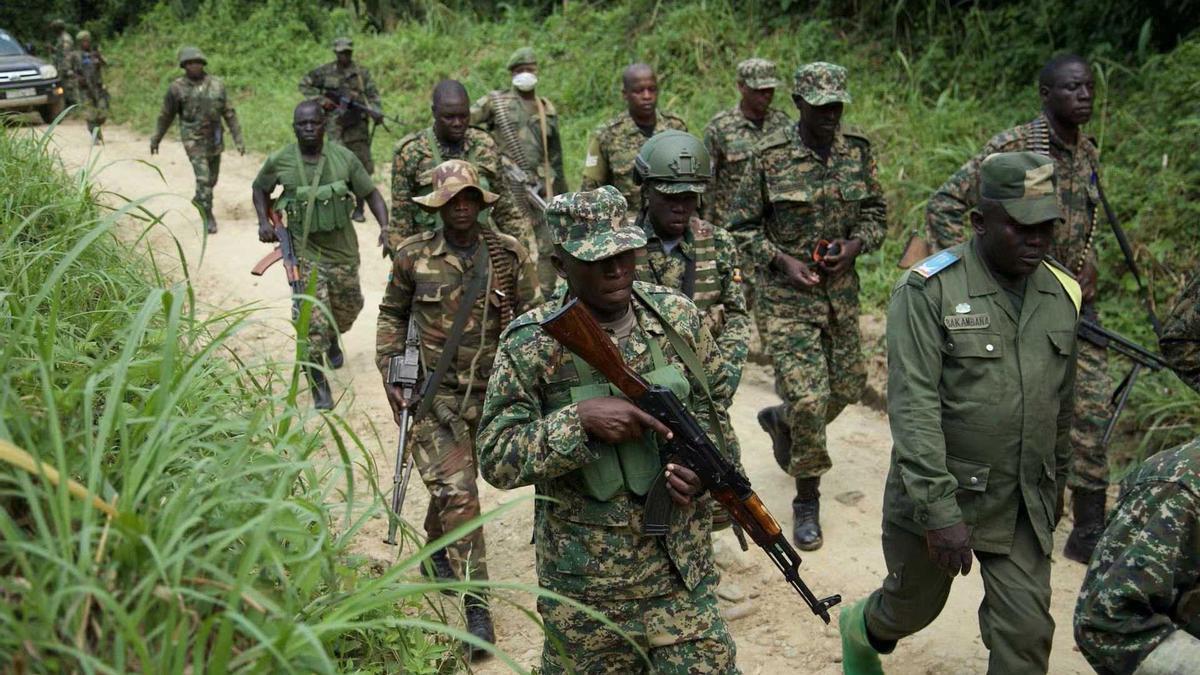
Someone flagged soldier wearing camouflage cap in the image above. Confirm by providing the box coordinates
[477,186,740,672]
[151,46,244,234]
[726,61,885,551]
[840,152,1080,674]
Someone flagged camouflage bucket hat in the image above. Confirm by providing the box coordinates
[507,47,537,70]
[177,46,207,66]
[793,62,851,105]
[979,152,1062,225]
[413,159,500,209]
[332,37,353,52]
[737,58,780,90]
[547,186,645,262]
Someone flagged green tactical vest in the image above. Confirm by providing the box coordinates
[633,215,722,312]
[276,146,354,239]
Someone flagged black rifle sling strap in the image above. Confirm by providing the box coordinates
[413,244,489,421]
[1094,176,1162,337]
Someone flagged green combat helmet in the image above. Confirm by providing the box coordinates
[633,129,711,194]
[177,46,207,67]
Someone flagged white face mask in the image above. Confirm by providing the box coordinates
[512,72,538,92]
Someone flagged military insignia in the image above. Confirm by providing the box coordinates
[584,153,598,167]
[955,303,971,314]
[944,314,990,330]
[913,249,960,278]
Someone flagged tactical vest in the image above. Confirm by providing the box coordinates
[277,146,354,239]
[634,215,724,322]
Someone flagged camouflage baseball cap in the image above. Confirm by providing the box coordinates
[76,30,91,41]
[332,37,353,52]
[979,152,1062,225]
[547,186,645,262]
[737,58,780,90]
[412,159,499,209]
[507,47,537,70]
[793,62,851,105]
[177,46,207,66]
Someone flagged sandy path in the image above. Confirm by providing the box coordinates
[46,119,1092,674]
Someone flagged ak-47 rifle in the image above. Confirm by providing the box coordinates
[250,200,303,317]
[318,88,402,137]
[1077,316,1169,448]
[540,298,842,624]
[383,319,422,546]
[500,155,548,212]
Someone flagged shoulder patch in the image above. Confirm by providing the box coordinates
[841,126,872,145]
[1042,260,1082,315]
[912,249,961,279]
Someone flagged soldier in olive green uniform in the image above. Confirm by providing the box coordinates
[580,63,688,210]
[67,31,108,141]
[924,55,1113,562]
[726,62,886,550]
[388,80,532,259]
[840,153,1080,675]
[477,186,739,673]
[299,37,383,222]
[471,47,567,295]
[251,100,388,409]
[151,46,245,234]
[47,20,75,106]
[378,160,540,655]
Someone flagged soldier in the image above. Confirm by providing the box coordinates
[1160,273,1200,392]
[924,55,1111,562]
[47,20,75,106]
[251,100,388,408]
[378,159,540,654]
[726,61,886,550]
[388,80,531,258]
[840,152,1080,675]
[298,37,383,223]
[476,186,739,673]
[702,58,790,226]
[151,46,245,234]
[471,46,567,295]
[580,63,688,209]
[67,31,108,142]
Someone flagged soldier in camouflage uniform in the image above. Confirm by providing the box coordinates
[67,31,108,142]
[251,100,388,409]
[924,54,1112,563]
[580,63,688,210]
[471,47,567,295]
[47,20,75,106]
[378,159,540,655]
[151,46,245,234]
[726,62,886,551]
[388,80,531,259]
[1161,273,1200,392]
[299,37,383,223]
[477,186,739,673]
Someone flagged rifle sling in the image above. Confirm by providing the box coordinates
[1094,176,1162,336]
[534,95,553,198]
[294,145,327,252]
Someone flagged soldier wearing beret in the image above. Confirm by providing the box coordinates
[477,186,739,673]
[841,152,1081,675]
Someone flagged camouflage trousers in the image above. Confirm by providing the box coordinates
[537,573,737,674]
[185,149,221,212]
[1069,314,1114,492]
[78,85,108,127]
[410,399,487,581]
[295,259,363,357]
[759,304,866,478]
[329,122,374,174]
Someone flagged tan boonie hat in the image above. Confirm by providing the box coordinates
[332,37,353,52]
[793,62,851,105]
[412,160,499,209]
[979,152,1062,225]
[737,58,780,90]
[507,47,537,70]
[547,186,645,261]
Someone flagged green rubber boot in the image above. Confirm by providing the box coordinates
[840,598,884,675]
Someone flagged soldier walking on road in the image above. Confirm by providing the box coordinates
[47,20,75,106]
[840,152,1081,675]
[250,100,388,409]
[299,37,383,223]
[925,55,1113,562]
[67,31,108,142]
[727,62,886,551]
[151,46,244,234]
[377,159,540,656]
[580,63,688,210]
[476,186,739,673]
[472,47,567,295]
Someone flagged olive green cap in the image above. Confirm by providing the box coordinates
[547,186,645,262]
[76,30,91,42]
[737,58,780,90]
[177,46,207,66]
[979,152,1062,225]
[49,19,66,30]
[332,37,353,52]
[793,61,851,105]
[635,130,711,195]
[507,47,536,70]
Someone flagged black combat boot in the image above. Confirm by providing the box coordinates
[352,196,366,222]
[757,404,792,472]
[1064,488,1106,563]
[423,548,458,583]
[792,477,823,551]
[327,341,344,369]
[307,366,333,410]
[204,207,218,234]
[463,593,496,660]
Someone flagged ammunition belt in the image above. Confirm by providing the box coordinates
[480,226,517,327]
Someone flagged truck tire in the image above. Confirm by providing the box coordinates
[39,96,66,124]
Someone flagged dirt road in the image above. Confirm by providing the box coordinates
[47,120,1092,674]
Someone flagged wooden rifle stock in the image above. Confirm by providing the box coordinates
[539,300,649,400]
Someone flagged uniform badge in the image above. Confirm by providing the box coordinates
[955,303,971,314]
[944,314,990,330]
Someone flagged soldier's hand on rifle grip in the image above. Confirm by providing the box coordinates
[664,462,703,506]
[925,521,974,577]
[577,397,673,444]
[773,251,821,288]
[384,382,417,426]
[258,221,277,243]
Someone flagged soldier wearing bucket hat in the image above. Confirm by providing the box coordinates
[477,186,741,673]
[726,60,885,551]
[378,158,540,657]
[839,151,1080,675]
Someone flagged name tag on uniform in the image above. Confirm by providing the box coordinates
[944,314,990,330]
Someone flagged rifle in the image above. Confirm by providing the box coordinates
[540,298,842,624]
[383,319,422,546]
[250,201,303,317]
[318,88,402,135]
[1077,317,1169,448]
[500,155,548,212]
